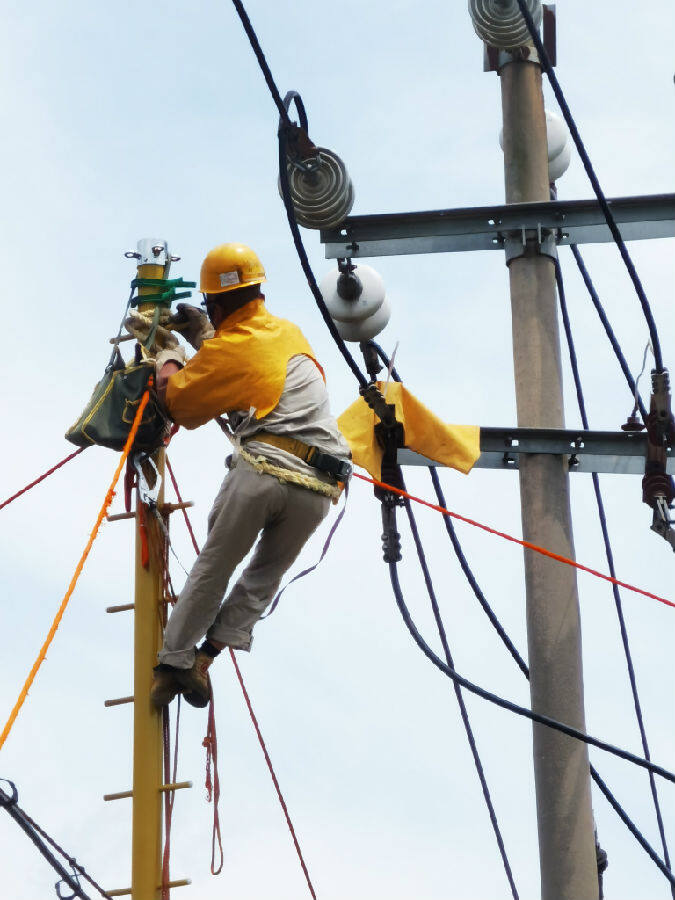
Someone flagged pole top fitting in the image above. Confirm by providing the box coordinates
[124,239,180,268]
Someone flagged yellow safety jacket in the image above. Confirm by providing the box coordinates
[338,381,480,480]
[165,299,324,429]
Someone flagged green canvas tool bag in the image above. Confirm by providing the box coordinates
[65,353,168,452]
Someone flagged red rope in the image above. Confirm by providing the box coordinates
[353,471,675,610]
[202,694,224,875]
[228,648,317,900]
[165,455,318,898]
[0,447,85,511]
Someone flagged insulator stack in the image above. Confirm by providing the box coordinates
[281,147,354,229]
[468,0,542,50]
[319,262,390,342]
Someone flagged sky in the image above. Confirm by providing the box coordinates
[1,1,674,898]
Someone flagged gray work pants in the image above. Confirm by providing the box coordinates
[158,457,330,668]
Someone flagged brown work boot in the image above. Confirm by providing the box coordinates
[176,651,213,708]
[150,665,182,708]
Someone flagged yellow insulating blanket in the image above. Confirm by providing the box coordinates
[165,298,324,429]
[337,381,480,480]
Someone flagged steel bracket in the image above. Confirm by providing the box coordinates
[503,224,558,264]
[398,426,675,476]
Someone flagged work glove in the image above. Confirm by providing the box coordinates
[155,346,187,371]
[124,309,179,351]
[171,303,215,350]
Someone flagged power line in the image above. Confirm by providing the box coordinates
[371,342,675,885]
[555,257,673,890]
[0,780,111,899]
[384,556,675,782]
[569,244,648,421]
[514,0,664,372]
[228,0,368,387]
[402,493,519,899]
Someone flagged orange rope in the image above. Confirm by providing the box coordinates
[353,471,675,611]
[0,388,152,752]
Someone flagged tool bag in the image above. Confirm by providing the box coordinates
[65,349,169,452]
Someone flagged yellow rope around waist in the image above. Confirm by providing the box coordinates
[239,447,342,501]
[0,388,153,753]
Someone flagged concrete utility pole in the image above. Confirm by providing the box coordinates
[499,52,598,900]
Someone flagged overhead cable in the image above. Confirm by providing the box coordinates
[227,0,368,387]
[430,464,675,885]
[514,0,664,372]
[569,245,648,421]
[371,343,675,883]
[0,780,110,899]
[402,493,520,898]
[229,0,292,125]
[386,559,675,783]
[555,258,673,888]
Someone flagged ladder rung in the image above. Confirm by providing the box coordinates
[104,696,134,707]
[106,511,136,522]
[104,782,191,802]
[159,781,192,793]
[161,501,194,514]
[106,604,135,613]
[106,879,191,896]
[103,790,133,802]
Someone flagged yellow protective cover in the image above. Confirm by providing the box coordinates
[165,298,324,429]
[337,381,480,480]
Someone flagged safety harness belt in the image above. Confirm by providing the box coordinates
[245,431,352,481]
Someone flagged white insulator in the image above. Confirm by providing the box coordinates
[334,297,391,343]
[281,147,354,230]
[498,108,571,182]
[468,0,542,50]
[545,110,568,161]
[547,139,572,182]
[319,264,385,324]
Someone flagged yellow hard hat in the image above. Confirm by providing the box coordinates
[200,243,266,295]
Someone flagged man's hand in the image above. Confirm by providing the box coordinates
[171,303,215,350]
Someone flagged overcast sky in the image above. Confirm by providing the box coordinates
[1,1,674,898]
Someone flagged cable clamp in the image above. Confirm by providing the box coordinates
[55,867,83,900]
[279,120,321,173]
[503,224,558,265]
[642,369,675,549]
[380,494,402,563]
[0,778,18,807]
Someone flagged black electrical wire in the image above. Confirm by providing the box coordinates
[430,465,675,887]
[513,0,664,373]
[370,340,675,884]
[0,780,111,899]
[387,557,675,780]
[369,340,531,677]
[229,0,292,126]
[555,259,674,889]
[569,244,648,421]
[227,0,368,387]
[402,493,519,899]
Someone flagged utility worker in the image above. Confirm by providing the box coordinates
[127,243,351,709]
